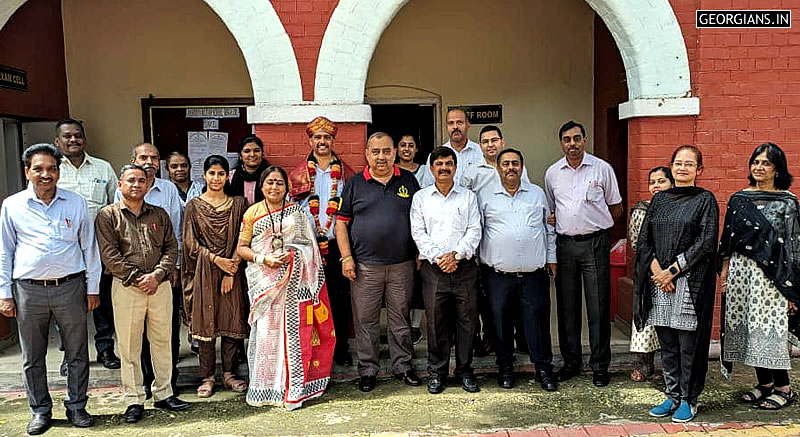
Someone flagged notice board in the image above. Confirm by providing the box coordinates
[142,97,254,180]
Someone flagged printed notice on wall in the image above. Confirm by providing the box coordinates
[208,132,229,156]
[187,131,209,182]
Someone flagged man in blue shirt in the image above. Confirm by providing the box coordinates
[0,144,101,435]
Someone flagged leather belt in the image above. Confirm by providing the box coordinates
[492,268,541,278]
[558,229,608,242]
[23,271,85,287]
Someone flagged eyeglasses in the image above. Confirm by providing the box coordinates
[672,161,697,168]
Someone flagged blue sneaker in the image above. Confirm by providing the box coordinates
[672,401,697,423]
[649,398,679,417]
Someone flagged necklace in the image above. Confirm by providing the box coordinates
[306,153,342,256]
[267,198,286,250]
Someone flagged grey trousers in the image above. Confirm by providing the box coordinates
[656,326,705,406]
[14,276,89,415]
[555,231,612,371]
[350,261,414,376]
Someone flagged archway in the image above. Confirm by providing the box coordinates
[315,0,699,118]
[0,0,302,104]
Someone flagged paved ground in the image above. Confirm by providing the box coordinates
[0,360,798,436]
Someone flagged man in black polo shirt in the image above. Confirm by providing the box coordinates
[335,132,421,393]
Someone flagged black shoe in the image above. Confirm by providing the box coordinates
[461,374,480,393]
[65,408,94,428]
[97,349,121,369]
[556,364,581,382]
[154,396,190,411]
[427,375,444,394]
[411,328,423,345]
[536,368,558,392]
[593,370,610,387]
[143,385,152,400]
[358,375,377,392]
[59,358,68,377]
[498,371,514,389]
[395,370,422,387]
[123,405,144,424]
[26,413,51,435]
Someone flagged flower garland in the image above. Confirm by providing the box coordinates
[306,155,342,258]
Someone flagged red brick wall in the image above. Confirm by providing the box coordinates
[271,0,339,101]
[254,122,367,171]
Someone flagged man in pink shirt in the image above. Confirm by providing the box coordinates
[544,120,623,388]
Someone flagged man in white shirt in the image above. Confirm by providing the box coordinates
[544,120,623,388]
[477,148,558,392]
[410,147,482,394]
[420,108,483,187]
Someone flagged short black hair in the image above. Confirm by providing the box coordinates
[558,120,586,139]
[167,151,191,167]
[22,143,62,169]
[429,146,457,167]
[748,142,793,190]
[118,164,147,179]
[479,125,503,139]
[203,154,233,195]
[649,166,674,186]
[497,148,524,166]
[238,135,264,154]
[447,107,469,120]
[55,118,85,138]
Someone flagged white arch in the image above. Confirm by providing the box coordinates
[315,0,699,118]
[0,0,303,105]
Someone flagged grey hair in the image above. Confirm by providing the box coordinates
[131,143,159,160]
[366,131,395,149]
[22,143,62,169]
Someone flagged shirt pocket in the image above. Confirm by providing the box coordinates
[145,222,163,248]
[524,204,544,228]
[585,183,605,204]
[91,179,108,203]
[58,221,79,242]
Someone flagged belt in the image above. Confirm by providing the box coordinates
[558,228,608,242]
[23,271,85,287]
[492,267,541,278]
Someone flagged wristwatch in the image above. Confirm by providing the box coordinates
[453,252,462,261]
[668,265,679,275]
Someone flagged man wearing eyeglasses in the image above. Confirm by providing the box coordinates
[544,120,623,388]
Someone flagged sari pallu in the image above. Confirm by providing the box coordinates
[244,203,335,410]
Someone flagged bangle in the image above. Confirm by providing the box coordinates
[254,254,265,265]
[340,255,353,263]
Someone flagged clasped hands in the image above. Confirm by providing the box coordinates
[650,258,678,292]
[255,250,291,269]
[437,251,459,274]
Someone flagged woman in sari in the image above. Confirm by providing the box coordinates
[634,145,719,423]
[229,135,270,205]
[182,155,250,398]
[236,166,335,410]
[720,142,799,410]
[628,166,673,382]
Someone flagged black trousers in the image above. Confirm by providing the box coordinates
[142,284,181,389]
[475,265,495,346]
[420,260,479,377]
[92,272,115,355]
[324,241,352,360]
[656,326,707,406]
[486,268,553,371]
[756,367,791,387]
[555,231,611,371]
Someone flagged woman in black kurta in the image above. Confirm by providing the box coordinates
[633,145,719,423]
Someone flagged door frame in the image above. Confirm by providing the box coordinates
[365,96,442,147]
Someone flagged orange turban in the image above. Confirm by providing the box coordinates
[306,116,338,137]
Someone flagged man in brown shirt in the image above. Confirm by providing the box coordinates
[95,164,189,423]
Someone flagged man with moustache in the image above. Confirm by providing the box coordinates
[0,144,101,434]
[54,118,121,372]
[116,143,183,398]
[335,132,421,392]
[478,148,558,392]
[411,147,482,394]
[544,120,623,388]
[420,108,483,188]
[166,151,204,204]
[96,164,189,423]
[289,116,356,366]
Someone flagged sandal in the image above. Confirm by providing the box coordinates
[630,369,646,382]
[741,384,773,404]
[197,377,215,398]
[758,389,796,410]
[223,372,248,393]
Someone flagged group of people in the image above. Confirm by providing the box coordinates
[0,110,796,435]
